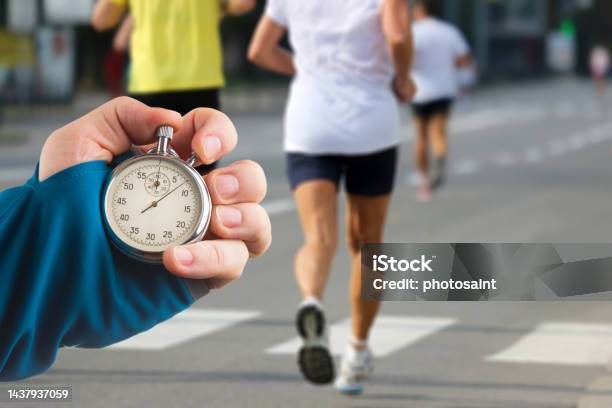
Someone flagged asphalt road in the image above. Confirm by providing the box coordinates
[2,79,612,407]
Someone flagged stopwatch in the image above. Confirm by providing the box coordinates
[103,125,212,263]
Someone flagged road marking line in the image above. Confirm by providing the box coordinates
[263,198,295,216]
[266,316,456,358]
[525,147,543,163]
[454,159,480,176]
[452,110,508,133]
[588,129,605,144]
[494,152,516,167]
[570,134,586,150]
[107,309,261,350]
[549,140,569,156]
[487,322,612,366]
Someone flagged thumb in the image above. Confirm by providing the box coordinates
[40,97,182,181]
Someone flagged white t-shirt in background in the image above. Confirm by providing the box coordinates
[265,0,401,155]
[412,17,470,104]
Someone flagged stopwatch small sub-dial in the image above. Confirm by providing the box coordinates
[145,172,171,197]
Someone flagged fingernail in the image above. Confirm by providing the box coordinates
[174,246,194,266]
[203,135,222,161]
[217,206,242,228]
[215,174,239,199]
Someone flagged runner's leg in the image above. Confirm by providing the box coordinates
[414,116,432,200]
[293,180,338,301]
[428,112,450,190]
[428,113,449,159]
[334,193,391,394]
[335,147,396,395]
[415,116,429,176]
[293,180,338,384]
[346,194,392,341]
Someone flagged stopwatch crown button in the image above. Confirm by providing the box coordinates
[157,125,174,140]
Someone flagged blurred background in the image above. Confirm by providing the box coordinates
[3,1,612,407]
[1,0,611,103]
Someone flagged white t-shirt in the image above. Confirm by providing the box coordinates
[266,0,400,155]
[412,18,470,104]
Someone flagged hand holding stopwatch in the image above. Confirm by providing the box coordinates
[103,126,212,263]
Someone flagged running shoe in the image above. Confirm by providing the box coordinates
[334,344,374,395]
[417,181,432,202]
[416,172,432,202]
[296,300,334,385]
[430,156,447,191]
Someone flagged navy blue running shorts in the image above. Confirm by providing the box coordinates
[286,147,398,196]
[412,98,454,119]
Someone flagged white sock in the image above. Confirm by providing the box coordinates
[346,342,370,366]
[299,296,322,310]
[350,336,368,349]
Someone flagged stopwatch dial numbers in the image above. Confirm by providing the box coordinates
[109,159,202,252]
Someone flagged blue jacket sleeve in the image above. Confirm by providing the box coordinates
[0,160,208,381]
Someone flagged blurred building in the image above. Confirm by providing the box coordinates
[441,0,612,79]
[1,0,611,104]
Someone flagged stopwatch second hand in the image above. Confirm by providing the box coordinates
[141,181,187,214]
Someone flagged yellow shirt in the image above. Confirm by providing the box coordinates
[111,0,225,94]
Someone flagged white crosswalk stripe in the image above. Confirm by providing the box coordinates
[263,198,295,216]
[454,159,481,176]
[487,322,612,366]
[107,309,261,350]
[266,316,456,358]
[102,310,612,367]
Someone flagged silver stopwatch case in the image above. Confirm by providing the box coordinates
[103,126,212,263]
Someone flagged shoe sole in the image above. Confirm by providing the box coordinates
[336,383,364,396]
[296,305,334,385]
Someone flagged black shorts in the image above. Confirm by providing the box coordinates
[286,147,398,196]
[412,98,454,119]
[131,88,220,173]
[131,88,220,116]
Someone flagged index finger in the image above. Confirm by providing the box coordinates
[171,108,238,164]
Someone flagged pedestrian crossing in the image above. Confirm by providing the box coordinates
[488,322,612,366]
[107,309,261,350]
[266,316,456,357]
[104,309,612,368]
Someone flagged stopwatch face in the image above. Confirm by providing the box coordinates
[104,156,210,260]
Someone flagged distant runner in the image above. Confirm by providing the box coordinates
[249,0,414,395]
[590,45,610,98]
[92,0,255,171]
[411,0,472,201]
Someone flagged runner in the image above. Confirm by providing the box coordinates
[92,0,255,170]
[411,0,472,201]
[248,0,414,395]
[590,45,610,98]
